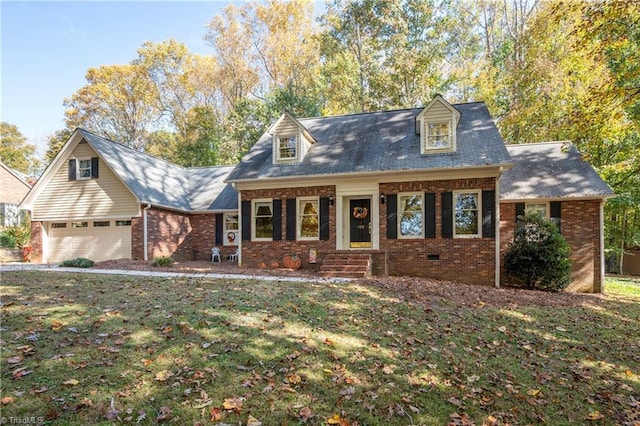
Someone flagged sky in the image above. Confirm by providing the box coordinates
[1,1,235,155]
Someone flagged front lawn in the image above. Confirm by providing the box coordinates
[1,272,638,425]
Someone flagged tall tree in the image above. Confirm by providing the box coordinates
[0,122,38,175]
[64,64,156,150]
[44,128,74,164]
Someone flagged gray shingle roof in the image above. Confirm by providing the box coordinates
[80,129,237,212]
[499,142,614,200]
[227,102,512,181]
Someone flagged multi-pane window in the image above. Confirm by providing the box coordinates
[298,198,319,239]
[426,122,450,149]
[277,136,297,160]
[115,220,131,226]
[224,214,239,245]
[93,221,110,227]
[51,223,67,229]
[399,193,423,237]
[454,191,480,237]
[72,221,88,228]
[254,200,273,239]
[525,203,547,218]
[77,159,92,179]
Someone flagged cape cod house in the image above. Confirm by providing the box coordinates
[20,96,613,292]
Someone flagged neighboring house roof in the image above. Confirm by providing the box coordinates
[227,102,512,182]
[500,142,614,200]
[79,129,237,212]
[0,161,32,204]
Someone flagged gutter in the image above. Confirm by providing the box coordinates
[143,204,152,261]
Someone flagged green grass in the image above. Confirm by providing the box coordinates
[1,272,639,425]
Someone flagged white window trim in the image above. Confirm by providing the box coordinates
[297,196,320,241]
[422,120,455,154]
[76,158,92,180]
[275,134,299,162]
[525,202,549,219]
[224,214,239,246]
[453,190,481,238]
[397,192,424,239]
[252,198,274,241]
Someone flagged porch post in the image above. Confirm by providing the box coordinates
[495,176,501,288]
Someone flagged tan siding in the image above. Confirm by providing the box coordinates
[423,102,453,124]
[32,142,139,220]
[276,117,299,135]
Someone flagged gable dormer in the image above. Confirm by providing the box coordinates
[269,111,316,164]
[416,95,461,155]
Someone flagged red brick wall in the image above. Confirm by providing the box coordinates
[380,178,497,286]
[131,208,218,261]
[28,221,43,263]
[241,186,336,270]
[500,200,602,293]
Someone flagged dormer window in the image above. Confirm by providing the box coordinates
[78,159,93,179]
[277,135,298,160]
[426,122,451,150]
[416,95,460,155]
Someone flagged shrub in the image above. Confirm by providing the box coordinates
[0,233,18,249]
[152,256,174,267]
[504,213,572,291]
[60,258,95,268]
[1,225,31,248]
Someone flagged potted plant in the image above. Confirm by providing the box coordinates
[283,253,301,270]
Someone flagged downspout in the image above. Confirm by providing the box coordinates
[495,172,501,288]
[143,204,152,261]
[232,183,241,266]
[599,200,605,294]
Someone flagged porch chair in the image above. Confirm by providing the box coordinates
[228,248,239,262]
[211,247,221,262]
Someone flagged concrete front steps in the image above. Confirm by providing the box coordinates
[319,252,372,278]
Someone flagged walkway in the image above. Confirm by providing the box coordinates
[0,263,351,284]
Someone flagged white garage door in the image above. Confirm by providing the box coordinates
[47,219,132,263]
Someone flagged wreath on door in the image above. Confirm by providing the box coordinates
[353,207,369,220]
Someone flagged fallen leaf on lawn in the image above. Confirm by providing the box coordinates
[527,389,541,396]
[1,396,14,405]
[223,397,244,411]
[161,326,173,334]
[298,406,313,421]
[381,365,395,375]
[157,406,172,422]
[286,373,302,384]
[12,367,32,379]
[210,407,222,421]
[64,379,79,386]
[327,414,350,425]
[155,370,173,381]
[77,398,93,409]
[142,358,153,366]
[324,338,334,346]
[51,319,64,331]
[7,356,22,364]
[586,410,604,421]
[246,414,262,426]
[497,326,507,333]
[625,370,634,377]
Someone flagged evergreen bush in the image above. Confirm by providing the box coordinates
[504,213,572,291]
[60,258,95,268]
[152,256,174,267]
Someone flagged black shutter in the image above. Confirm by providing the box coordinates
[550,201,561,233]
[482,190,495,238]
[91,157,99,178]
[273,199,282,240]
[441,192,453,238]
[241,200,251,241]
[515,203,525,223]
[386,194,397,239]
[319,197,329,240]
[286,198,296,241]
[424,192,436,238]
[215,213,224,245]
[68,159,77,181]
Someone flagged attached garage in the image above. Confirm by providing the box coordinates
[45,219,132,263]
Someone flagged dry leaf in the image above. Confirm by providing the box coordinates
[246,414,262,426]
[157,405,172,422]
[155,370,173,381]
[1,396,14,405]
[210,407,222,421]
[381,365,395,375]
[63,379,79,386]
[51,319,64,331]
[223,397,244,412]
